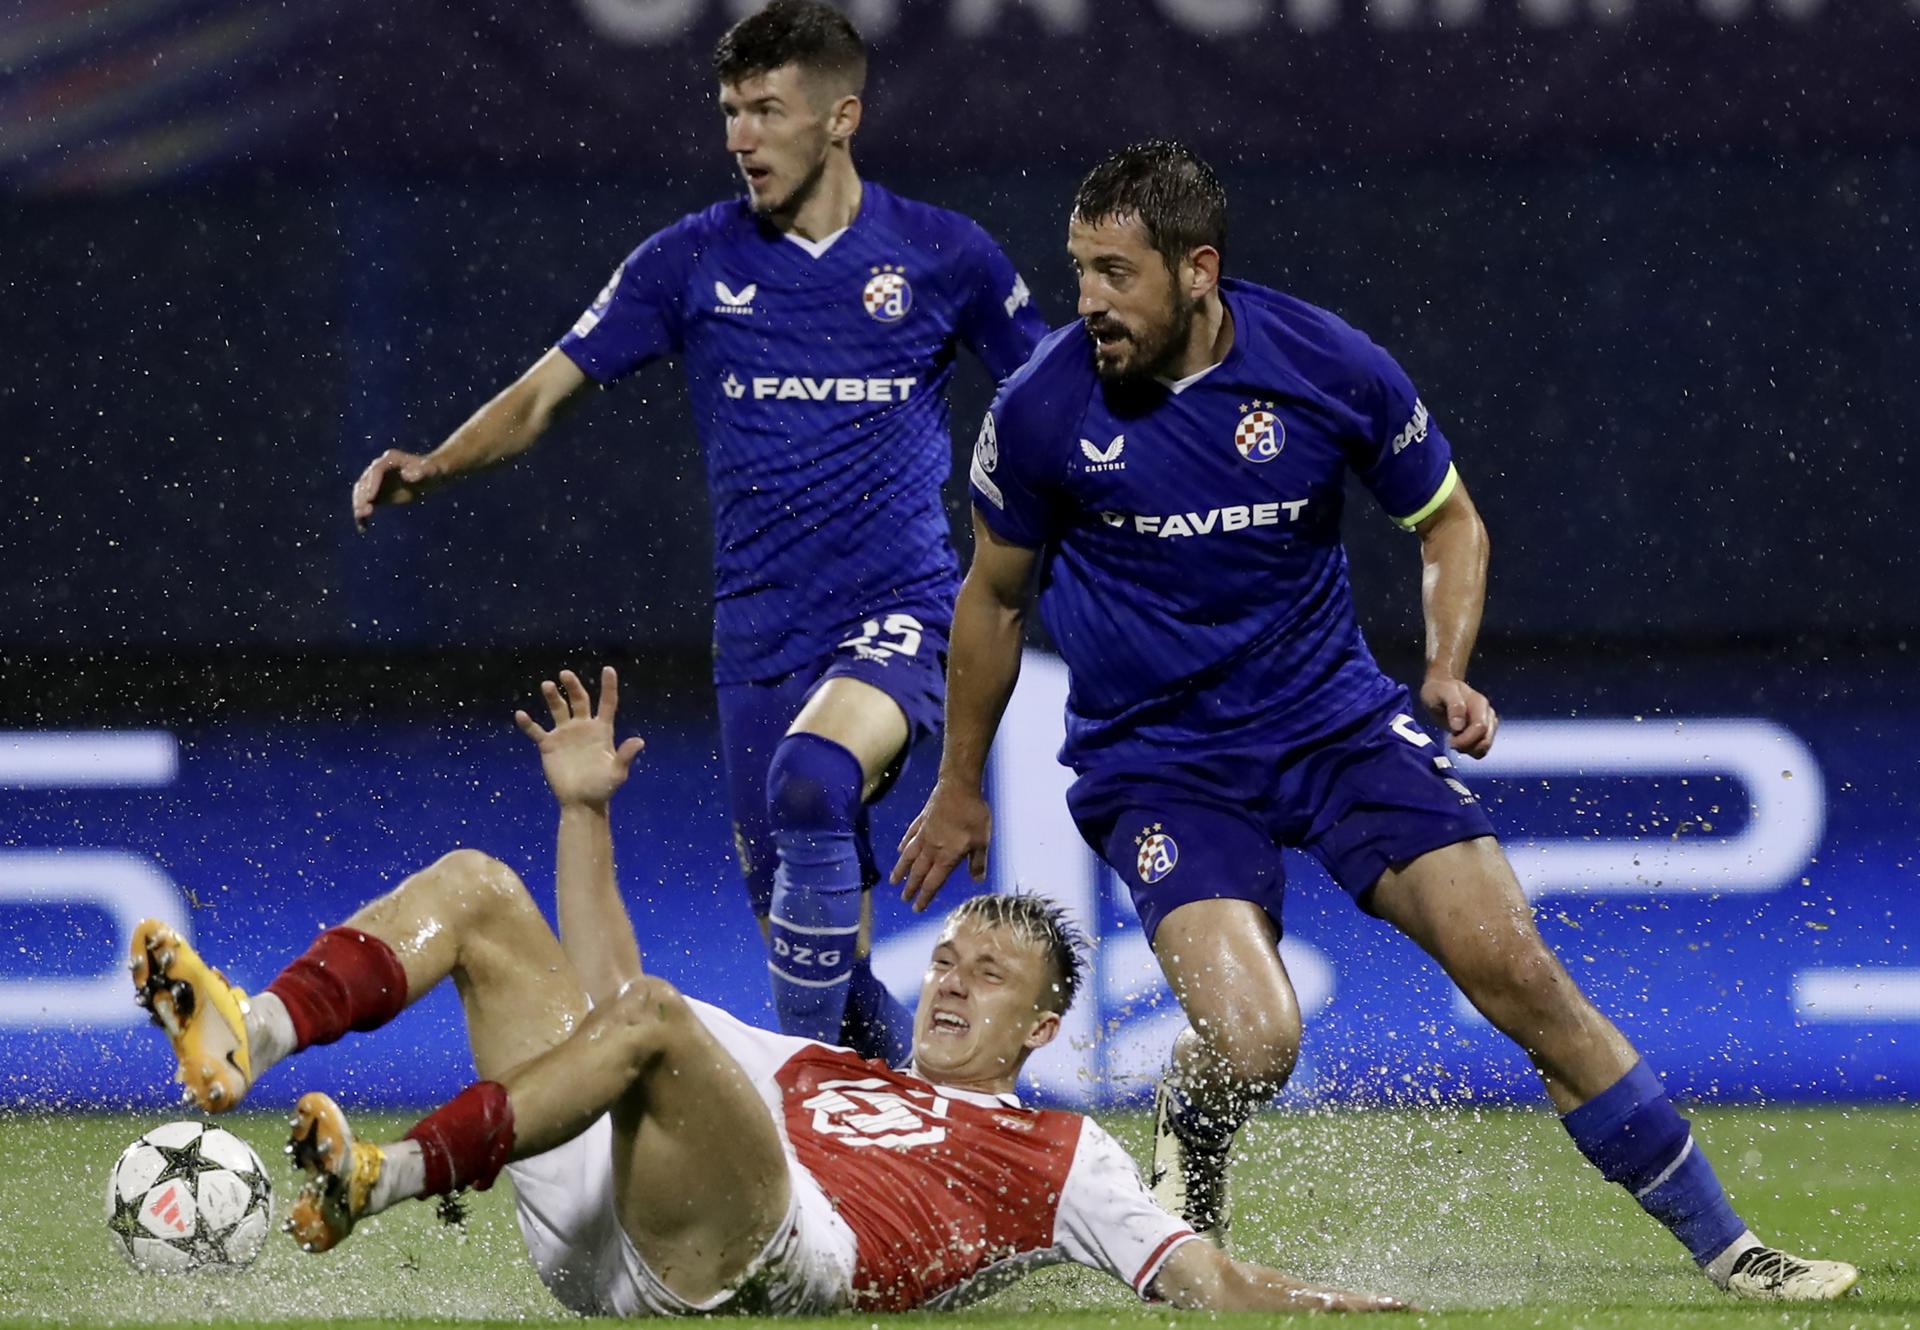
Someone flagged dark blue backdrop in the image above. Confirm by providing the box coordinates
[7,155,1917,651]
[4,652,1911,1110]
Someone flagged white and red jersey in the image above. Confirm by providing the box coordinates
[688,999,1198,1312]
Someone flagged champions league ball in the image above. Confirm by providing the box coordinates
[105,1121,272,1272]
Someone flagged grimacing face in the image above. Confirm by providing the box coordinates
[910,918,1061,1087]
[1068,212,1199,384]
[720,64,837,218]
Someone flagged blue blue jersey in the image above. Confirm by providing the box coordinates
[968,278,1458,772]
[559,184,1046,684]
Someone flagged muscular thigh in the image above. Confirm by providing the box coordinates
[610,1001,791,1299]
[347,850,589,1083]
[452,922,589,1085]
[1152,897,1299,1040]
[1368,836,1556,983]
[798,609,949,800]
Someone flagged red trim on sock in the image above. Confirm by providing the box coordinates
[265,927,409,1050]
[405,1081,516,1194]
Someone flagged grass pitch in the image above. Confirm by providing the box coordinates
[0,1106,1911,1329]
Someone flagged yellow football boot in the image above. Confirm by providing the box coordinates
[129,918,254,1112]
[286,1091,385,1253]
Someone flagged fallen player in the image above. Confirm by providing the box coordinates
[130,667,1399,1315]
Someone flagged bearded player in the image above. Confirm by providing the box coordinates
[893,141,1858,1302]
[350,2,1047,1062]
[128,667,1397,1316]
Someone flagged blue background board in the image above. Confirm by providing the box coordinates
[4,653,1911,1111]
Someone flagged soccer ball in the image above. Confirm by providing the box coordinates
[105,1121,272,1272]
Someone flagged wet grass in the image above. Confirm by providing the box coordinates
[1,1106,1912,1328]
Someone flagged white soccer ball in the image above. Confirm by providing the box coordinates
[105,1121,273,1272]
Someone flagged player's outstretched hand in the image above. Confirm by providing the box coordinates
[515,667,646,808]
[1150,1242,1410,1313]
[352,449,444,531]
[1420,674,1498,759]
[892,779,991,912]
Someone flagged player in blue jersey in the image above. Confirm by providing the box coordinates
[894,142,1857,1302]
[349,1,1046,1061]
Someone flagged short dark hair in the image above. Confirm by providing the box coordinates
[949,892,1089,1016]
[713,1,867,97]
[1072,140,1228,273]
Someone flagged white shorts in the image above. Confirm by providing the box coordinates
[504,1001,858,1317]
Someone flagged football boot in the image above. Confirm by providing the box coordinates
[286,1090,385,1253]
[130,918,254,1112]
[1720,1246,1859,1301]
[1149,1080,1233,1246]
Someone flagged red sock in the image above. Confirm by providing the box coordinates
[405,1081,515,1194]
[265,927,409,1050]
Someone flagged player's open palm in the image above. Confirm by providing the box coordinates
[515,667,646,808]
[893,780,992,911]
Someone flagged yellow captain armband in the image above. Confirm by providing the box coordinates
[1392,463,1460,531]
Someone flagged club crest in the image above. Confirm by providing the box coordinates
[1135,826,1178,884]
[862,264,913,323]
[1233,400,1285,463]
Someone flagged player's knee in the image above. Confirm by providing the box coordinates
[1461,938,1588,1031]
[598,976,695,1070]
[428,848,535,917]
[1222,1016,1300,1092]
[1182,1005,1300,1093]
[422,844,541,940]
[766,733,863,836]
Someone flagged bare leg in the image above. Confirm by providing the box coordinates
[341,848,588,1080]
[1153,898,1303,1126]
[789,676,911,798]
[494,978,791,1303]
[1368,837,1635,1110]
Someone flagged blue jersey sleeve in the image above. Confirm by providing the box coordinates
[555,224,692,384]
[967,339,1082,548]
[1346,340,1458,529]
[954,225,1047,383]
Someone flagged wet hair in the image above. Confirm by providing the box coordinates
[712,1,868,99]
[1071,140,1229,274]
[948,893,1088,1016]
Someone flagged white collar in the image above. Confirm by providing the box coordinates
[906,1062,1024,1109]
[782,225,850,259]
[1156,360,1221,395]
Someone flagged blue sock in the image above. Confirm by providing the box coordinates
[1163,1079,1239,1152]
[1561,1060,1748,1266]
[842,955,914,1067]
[766,734,863,1045]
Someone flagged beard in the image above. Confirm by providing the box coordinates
[1085,287,1200,386]
[749,146,830,222]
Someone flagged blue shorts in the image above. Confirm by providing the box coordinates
[715,609,949,917]
[1067,692,1497,941]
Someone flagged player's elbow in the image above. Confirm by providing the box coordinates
[1148,1243,1234,1310]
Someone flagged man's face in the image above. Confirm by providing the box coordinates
[910,918,1059,1086]
[1068,213,1197,385]
[720,65,834,217]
